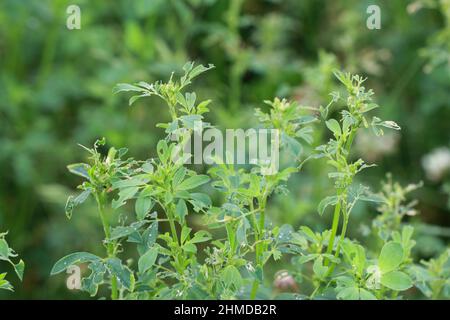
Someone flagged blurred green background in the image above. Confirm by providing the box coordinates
[0,0,449,299]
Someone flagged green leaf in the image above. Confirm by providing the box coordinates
[135,196,154,221]
[188,64,215,81]
[197,99,211,114]
[182,61,194,74]
[177,117,199,132]
[0,239,9,258]
[105,258,135,291]
[189,193,211,211]
[182,243,197,254]
[138,247,158,274]
[51,252,101,275]
[146,222,158,248]
[296,126,314,144]
[342,115,354,133]
[353,245,366,276]
[282,133,303,158]
[322,254,341,264]
[176,199,188,223]
[177,175,210,191]
[176,91,188,108]
[0,274,13,291]
[371,117,401,136]
[299,226,319,243]
[337,287,376,300]
[236,218,249,245]
[186,92,197,110]
[14,260,25,281]
[81,261,106,296]
[109,221,146,241]
[67,163,90,179]
[175,190,190,199]
[135,222,158,256]
[172,167,187,188]
[277,224,294,243]
[252,265,264,283]
[221,265,242,289]
[189,230,211,244]
[318,196,338,216]
[181,226,191,245]
[112,186,138,209]
[113,83,147,94]
[65,189,91,219]
[129,93,150,106]
[141,161,153,174]
[359,288,377,300]
[378,242,403,273]
[313,256,328,279]
[336,287,359,300]
[333,70,353,90]
[157,140,169,163]
[325,119,342,137]
[297,254,319,265]
[379,120,401,130]
[112,176,149,189]
[381,271,413,291]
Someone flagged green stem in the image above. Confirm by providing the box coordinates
[168,103,178,122]
[250,281,259,300]
[345,129,357,152]
[250,196,267,300]
[326,213,349,277]
[259,204,266,233]
[309,285,320,299]
[95,191,118,300]
[167,204,179,245]
[324,192,342,266]
[166,203,190,275]
[334,212,349,259]
[226,223,236,258]
[324,129,357,269]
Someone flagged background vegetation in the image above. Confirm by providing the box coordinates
[0,0,449,299]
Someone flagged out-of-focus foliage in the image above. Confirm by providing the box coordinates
[0,0,448,299]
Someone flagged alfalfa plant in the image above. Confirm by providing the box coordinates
[50,63,216,299]
[289,71,420,299]
[51,62,447,300]
[315,70,401,271]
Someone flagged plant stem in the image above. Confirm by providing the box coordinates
[167,204,179,244]
[324,191,342,266]
[250,281,259,300]
[226,223,236,259]
[324,129,357,268]
[345,129,357,152]
[250,196,267,300]
[166,203,189,276]
[168,102,178,122]
[95,191,118,300]
[326,213,349,276]
[334,212,349,259]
